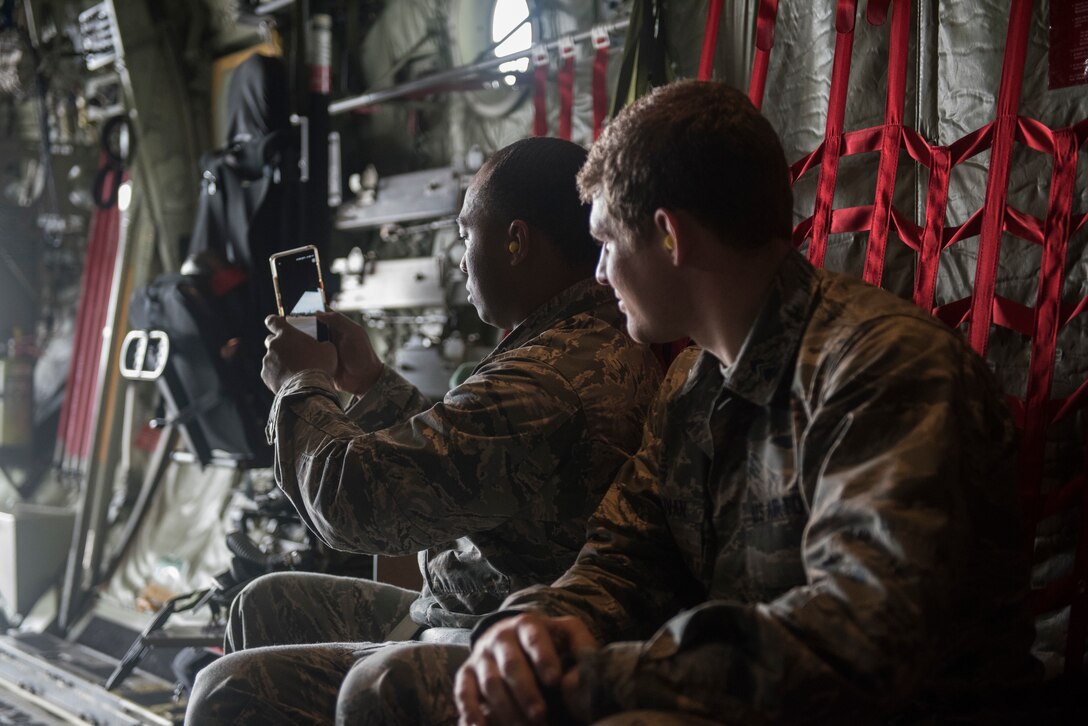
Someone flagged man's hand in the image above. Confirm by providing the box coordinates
[317,311,384,395]
[454,613,598,726]
[261,315,338,393]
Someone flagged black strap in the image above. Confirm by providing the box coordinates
[92,161,121,208]
[92,115,134,208]
[609,0,673,117]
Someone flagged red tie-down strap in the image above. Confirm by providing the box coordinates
[967,0,1033,357]
[781,0,910,285]
[791,0,911,276]
[591,26,611,140]
[76,198,119,461]
[58,158,123,464]
[860,0,909,288]
[789,115,999,314]
[57,204,105,458]
[921,115,1088,675]
[1019,127,1078,516]
[908,124,992,313]
[748,0,780,109]
[764,0,1088,673]
[532,44,550,137]
[698,0,724,81]
[557,36,576,141]
[909,140,949,312]
[1013,118,1088,675]
[807,0,858,269]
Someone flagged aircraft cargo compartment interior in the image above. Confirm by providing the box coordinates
[0,0,1086,723]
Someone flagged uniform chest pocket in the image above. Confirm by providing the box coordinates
[660,494,713,580]
[738,490,809,597]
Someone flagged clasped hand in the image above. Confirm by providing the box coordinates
[261,312,384,395]
[455,613,599,726]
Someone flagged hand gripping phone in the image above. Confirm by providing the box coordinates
[270,245,328,339]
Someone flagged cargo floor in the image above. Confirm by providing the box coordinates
[0,631,188,725]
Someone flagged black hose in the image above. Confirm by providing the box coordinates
[225,529,271,567]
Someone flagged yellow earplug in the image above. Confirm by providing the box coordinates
[664,235,675,251]
[508,241,520,254]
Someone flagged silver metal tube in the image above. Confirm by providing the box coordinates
[254,0,298,15]
[330,18,629,115]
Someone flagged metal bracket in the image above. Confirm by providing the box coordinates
[532,43,550,68]
[119,330,168,381]
[558,35,576,59]
[291,113,310,182]
[591,25,612,50]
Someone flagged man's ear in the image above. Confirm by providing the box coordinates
[507,219,531,266]
[653,208,684,265]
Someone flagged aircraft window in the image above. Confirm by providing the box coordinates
[451,0,533,117]
[491,0,532,85]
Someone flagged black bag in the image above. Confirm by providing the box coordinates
[128,271,271,467]
[126,56,303,469]
[187,54,302,321]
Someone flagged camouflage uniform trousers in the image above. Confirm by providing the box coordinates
[185,572,734,724]
[186,571,472,725]
[339,645,732,725]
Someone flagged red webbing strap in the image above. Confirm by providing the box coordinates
[1021,128,1077,539]
[532,45,549,137]
[992,296,1033,335]
[1062,294,1088,331]
[78,204,120,460]
[1019,115,1061,150]
[57,205,104,453]
[71,207,111,459]
[967,0,1032,356]
[861,0,909,287]
[1024,127,1083,663]
[698,0,724,80]
[1054,374,1088,425]
[591,27,611,140]
[808,0,858,268]
[748,0,780,109]
[913,143,950,312]
[557,37,576,141]
[61,196,119,462]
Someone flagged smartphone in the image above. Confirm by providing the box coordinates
[270,245,328,317]
[270,245,329,340]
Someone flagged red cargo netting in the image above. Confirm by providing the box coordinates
[748,0,1088,672]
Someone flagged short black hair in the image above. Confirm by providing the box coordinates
[477,137,598,269]
[578,80,793,249]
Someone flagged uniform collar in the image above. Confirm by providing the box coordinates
[486,278,617,359]
[678,249,817,409]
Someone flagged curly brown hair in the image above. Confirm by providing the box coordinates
[577,80,793,248]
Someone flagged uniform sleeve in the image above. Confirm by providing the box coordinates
[268,351,582,555]
[499,352,705,643]
[534,320,1015,722]
[344,364,431,430]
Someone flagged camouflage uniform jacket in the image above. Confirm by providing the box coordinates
[499,251,1038,722]
[267,278,661,629]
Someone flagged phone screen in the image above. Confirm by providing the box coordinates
[272,246,327,317]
